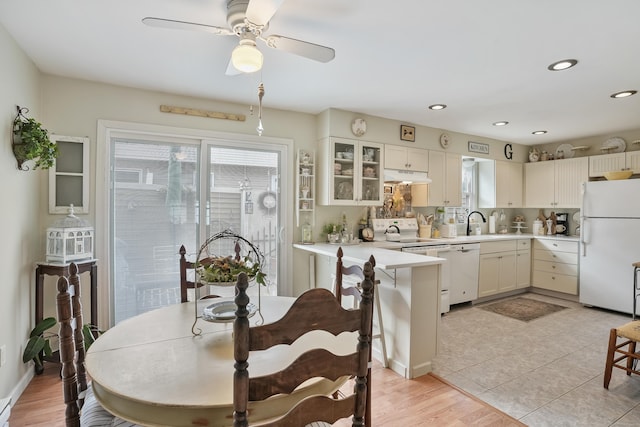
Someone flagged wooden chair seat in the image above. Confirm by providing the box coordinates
[604,320,640,389]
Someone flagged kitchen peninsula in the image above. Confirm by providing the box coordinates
[293,243,446,379]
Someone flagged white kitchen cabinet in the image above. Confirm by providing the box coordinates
[524,157,588,209]
[317,137,384,206]
[384,145,429,172]
[626,151,640,173]
[428,151,461,207]
[515,239,531,288]
[589,152,640,177]
[531,239,578,295]
[478,240,517,298]
[478,160,523,208]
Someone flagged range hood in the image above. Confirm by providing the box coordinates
[383,169,432,184]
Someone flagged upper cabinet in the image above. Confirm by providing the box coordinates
[589,152,640,177]
[478,160,523,208]
[317,137,384,206]
[525,157,588,208]
[296,149,315,227]
[384,145,429,172]
[428,151,461,207]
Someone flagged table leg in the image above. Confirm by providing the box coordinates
[35,266,44,326]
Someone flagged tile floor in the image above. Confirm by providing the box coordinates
[432,292,640,426]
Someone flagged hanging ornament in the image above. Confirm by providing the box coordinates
[257,82,265,136]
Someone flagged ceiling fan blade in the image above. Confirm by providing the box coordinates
[142,17,234,36]
[245,0,286,26]
[262,35,335,63]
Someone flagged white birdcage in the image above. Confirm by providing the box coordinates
[46,205,94,263]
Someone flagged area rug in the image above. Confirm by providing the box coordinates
[478,297,568,322]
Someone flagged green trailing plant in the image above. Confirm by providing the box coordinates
[12,106,58,170]
[22,317,56,375]
[82,324,104,351]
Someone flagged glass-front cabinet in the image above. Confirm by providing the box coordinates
[317,137,384,206]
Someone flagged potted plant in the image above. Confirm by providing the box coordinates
[12,106,58,170]
[22,317,57,375]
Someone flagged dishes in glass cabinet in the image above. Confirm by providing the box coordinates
[202,300,257,323]
[336,182,353,199]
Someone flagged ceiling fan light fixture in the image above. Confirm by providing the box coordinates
[231,39,263,73]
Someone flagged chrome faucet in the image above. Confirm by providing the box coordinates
[466,211,487,235]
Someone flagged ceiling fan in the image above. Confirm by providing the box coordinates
[142,0,335,75]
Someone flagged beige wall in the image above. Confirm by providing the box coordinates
[0,24,43,399]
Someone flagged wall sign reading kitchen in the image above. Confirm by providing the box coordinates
[468,141,490,154]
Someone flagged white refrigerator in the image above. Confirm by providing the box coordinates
[579,179,640,315]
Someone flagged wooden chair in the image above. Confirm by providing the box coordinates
[335,247,388,369]
[604,320,640,388]
[58,263,137,427]
[179,244,236,302]
[233,261,375,426]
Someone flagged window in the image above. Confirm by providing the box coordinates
[49,135,89,213]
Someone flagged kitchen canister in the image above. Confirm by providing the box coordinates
[532,219,543,235]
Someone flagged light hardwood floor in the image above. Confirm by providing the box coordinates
[10,361,523,426]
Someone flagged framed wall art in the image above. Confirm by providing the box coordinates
[400,125,415,142]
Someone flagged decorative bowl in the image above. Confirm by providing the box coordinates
[603,170,633,180]
[342,151,354,160]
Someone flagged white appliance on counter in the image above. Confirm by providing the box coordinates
[579,179,640,315]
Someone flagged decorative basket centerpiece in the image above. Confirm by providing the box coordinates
[199,254,265,286]
[191,229,266,334]
[603,170,633,180]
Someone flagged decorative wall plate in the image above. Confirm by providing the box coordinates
[601,137,626,153]
[351,118,367,137]
[555,143,575,159]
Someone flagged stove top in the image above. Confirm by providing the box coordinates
[371,218,419,242]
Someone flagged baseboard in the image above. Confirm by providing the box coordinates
[529,287,579,303]
[9,363,35,411]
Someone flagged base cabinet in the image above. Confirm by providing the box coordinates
[531,239,578,295]
[515,239,531,288]
[478,240,517,298]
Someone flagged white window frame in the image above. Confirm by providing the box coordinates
[49,135,90,214]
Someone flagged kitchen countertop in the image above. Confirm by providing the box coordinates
[293,243,446,269]
[297,233,579,254]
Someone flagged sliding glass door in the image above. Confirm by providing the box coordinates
[109,132,285,324]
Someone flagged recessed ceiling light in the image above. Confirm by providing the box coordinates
[532,130,547,135]
[610,90,637,98]
[547,59,578,71]
[428,104,447,110]
[493,121,509,126]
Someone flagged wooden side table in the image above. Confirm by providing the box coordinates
[35,259,98,327]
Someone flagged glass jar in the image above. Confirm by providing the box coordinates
[301,222,313,243]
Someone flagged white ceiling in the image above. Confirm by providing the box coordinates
[2,0,640,146]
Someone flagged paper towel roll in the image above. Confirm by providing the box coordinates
[489,216,496,234]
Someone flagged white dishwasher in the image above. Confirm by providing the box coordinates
[401,244,451,314]
[447,243,480,305]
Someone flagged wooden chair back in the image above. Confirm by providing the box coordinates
[233,262,375,426]
[334,247,377,308]
[57,262,88,427]
[179,243,240,302]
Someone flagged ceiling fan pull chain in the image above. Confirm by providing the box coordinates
[257,82,265,136]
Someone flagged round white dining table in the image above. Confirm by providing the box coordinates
[86,296,356,427]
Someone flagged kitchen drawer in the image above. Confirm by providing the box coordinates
[533,260,578,276]
[532,270,578,295]
[533,249,578,265]
[516,239,531,251]
[534,239,578,253]
[480,240,517,254]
